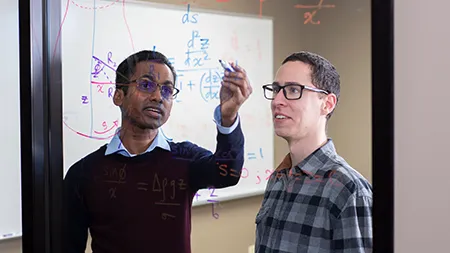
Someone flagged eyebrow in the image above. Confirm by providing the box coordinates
[163,80,174,86]
[272,81,301,86]
[139,74,154,80]
[140,74,174,86]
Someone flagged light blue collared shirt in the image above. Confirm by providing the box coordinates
[105,105,239,157]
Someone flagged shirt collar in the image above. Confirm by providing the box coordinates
[275,138,337,177]
[105,127,171,156]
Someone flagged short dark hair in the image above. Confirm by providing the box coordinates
[282,51,340,120]
[115,50,177,96]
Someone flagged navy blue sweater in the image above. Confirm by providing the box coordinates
[63,124,244,253]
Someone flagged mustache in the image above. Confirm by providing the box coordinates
[142,103,165,114]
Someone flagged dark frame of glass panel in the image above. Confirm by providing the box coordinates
[372,0,394,252]
[19,0,63,252]
[18,0,394,252]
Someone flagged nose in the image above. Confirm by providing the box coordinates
[272,90,287,107]
[148,86,163,102]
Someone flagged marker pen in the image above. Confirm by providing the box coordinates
[219,59,235,72]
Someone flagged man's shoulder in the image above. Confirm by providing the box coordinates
[167,139,241,160]
[309,154,371,219]
[323,154,372,202]
[168,140,197,149]
[65,144,108,176]
[168,141,211,159]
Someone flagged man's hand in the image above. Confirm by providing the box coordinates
[220,62,252,127]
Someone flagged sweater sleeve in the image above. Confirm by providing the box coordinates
[63,159,89,253]
[182,121,245,191]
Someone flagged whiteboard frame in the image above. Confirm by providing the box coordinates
[67,0,275,207]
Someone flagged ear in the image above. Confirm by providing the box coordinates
[322,93,337,116]
[113,89,125,106]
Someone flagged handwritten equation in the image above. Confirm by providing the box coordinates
[66,49,181,140]
[100,163,341,220]
[181,0,336,24]
[179,0,336,24]
[91,51,117,98]
[195,187,220,219]
[63,51,120,139]
[99,147,272,220]
[174,4,262,103]
[137,173,188,221]
[103,164,128,199]
[103,166,221,220]
[171,145,270,185]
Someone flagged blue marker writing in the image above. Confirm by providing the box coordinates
[219,59,235,72]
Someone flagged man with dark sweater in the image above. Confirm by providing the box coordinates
[63,50,252,253]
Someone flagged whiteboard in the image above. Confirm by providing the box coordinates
[0,0,22,241]
[61,0,274,207]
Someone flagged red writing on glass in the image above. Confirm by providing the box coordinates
[93,120,118,135]
[231,31,239,51]
[97,84,104,93]
[265,169,274,180]
[294,0,335,25]
[241,167,249,178]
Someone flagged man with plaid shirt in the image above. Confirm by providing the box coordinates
[256,51,372,253]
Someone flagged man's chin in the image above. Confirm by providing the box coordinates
[274,128,291,140]
[144,122,163,130]
[144,118,166,130]
[131,120,163,131]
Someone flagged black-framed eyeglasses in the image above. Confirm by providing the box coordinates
[125,75,180,100]
[262,82,329,100]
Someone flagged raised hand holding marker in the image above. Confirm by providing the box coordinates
[219,59,235,72]
[218,59,235,103]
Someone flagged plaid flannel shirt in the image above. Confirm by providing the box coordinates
[255,139,373,253]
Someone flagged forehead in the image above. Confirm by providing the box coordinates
[275,61,312,85]
[133,61,174,82]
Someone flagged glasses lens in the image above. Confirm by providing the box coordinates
[264,85,278,99]
[285,85,302,99]
[160,86,174,99]
[137,78,157,93]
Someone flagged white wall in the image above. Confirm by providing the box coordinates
[395,0,450,252]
